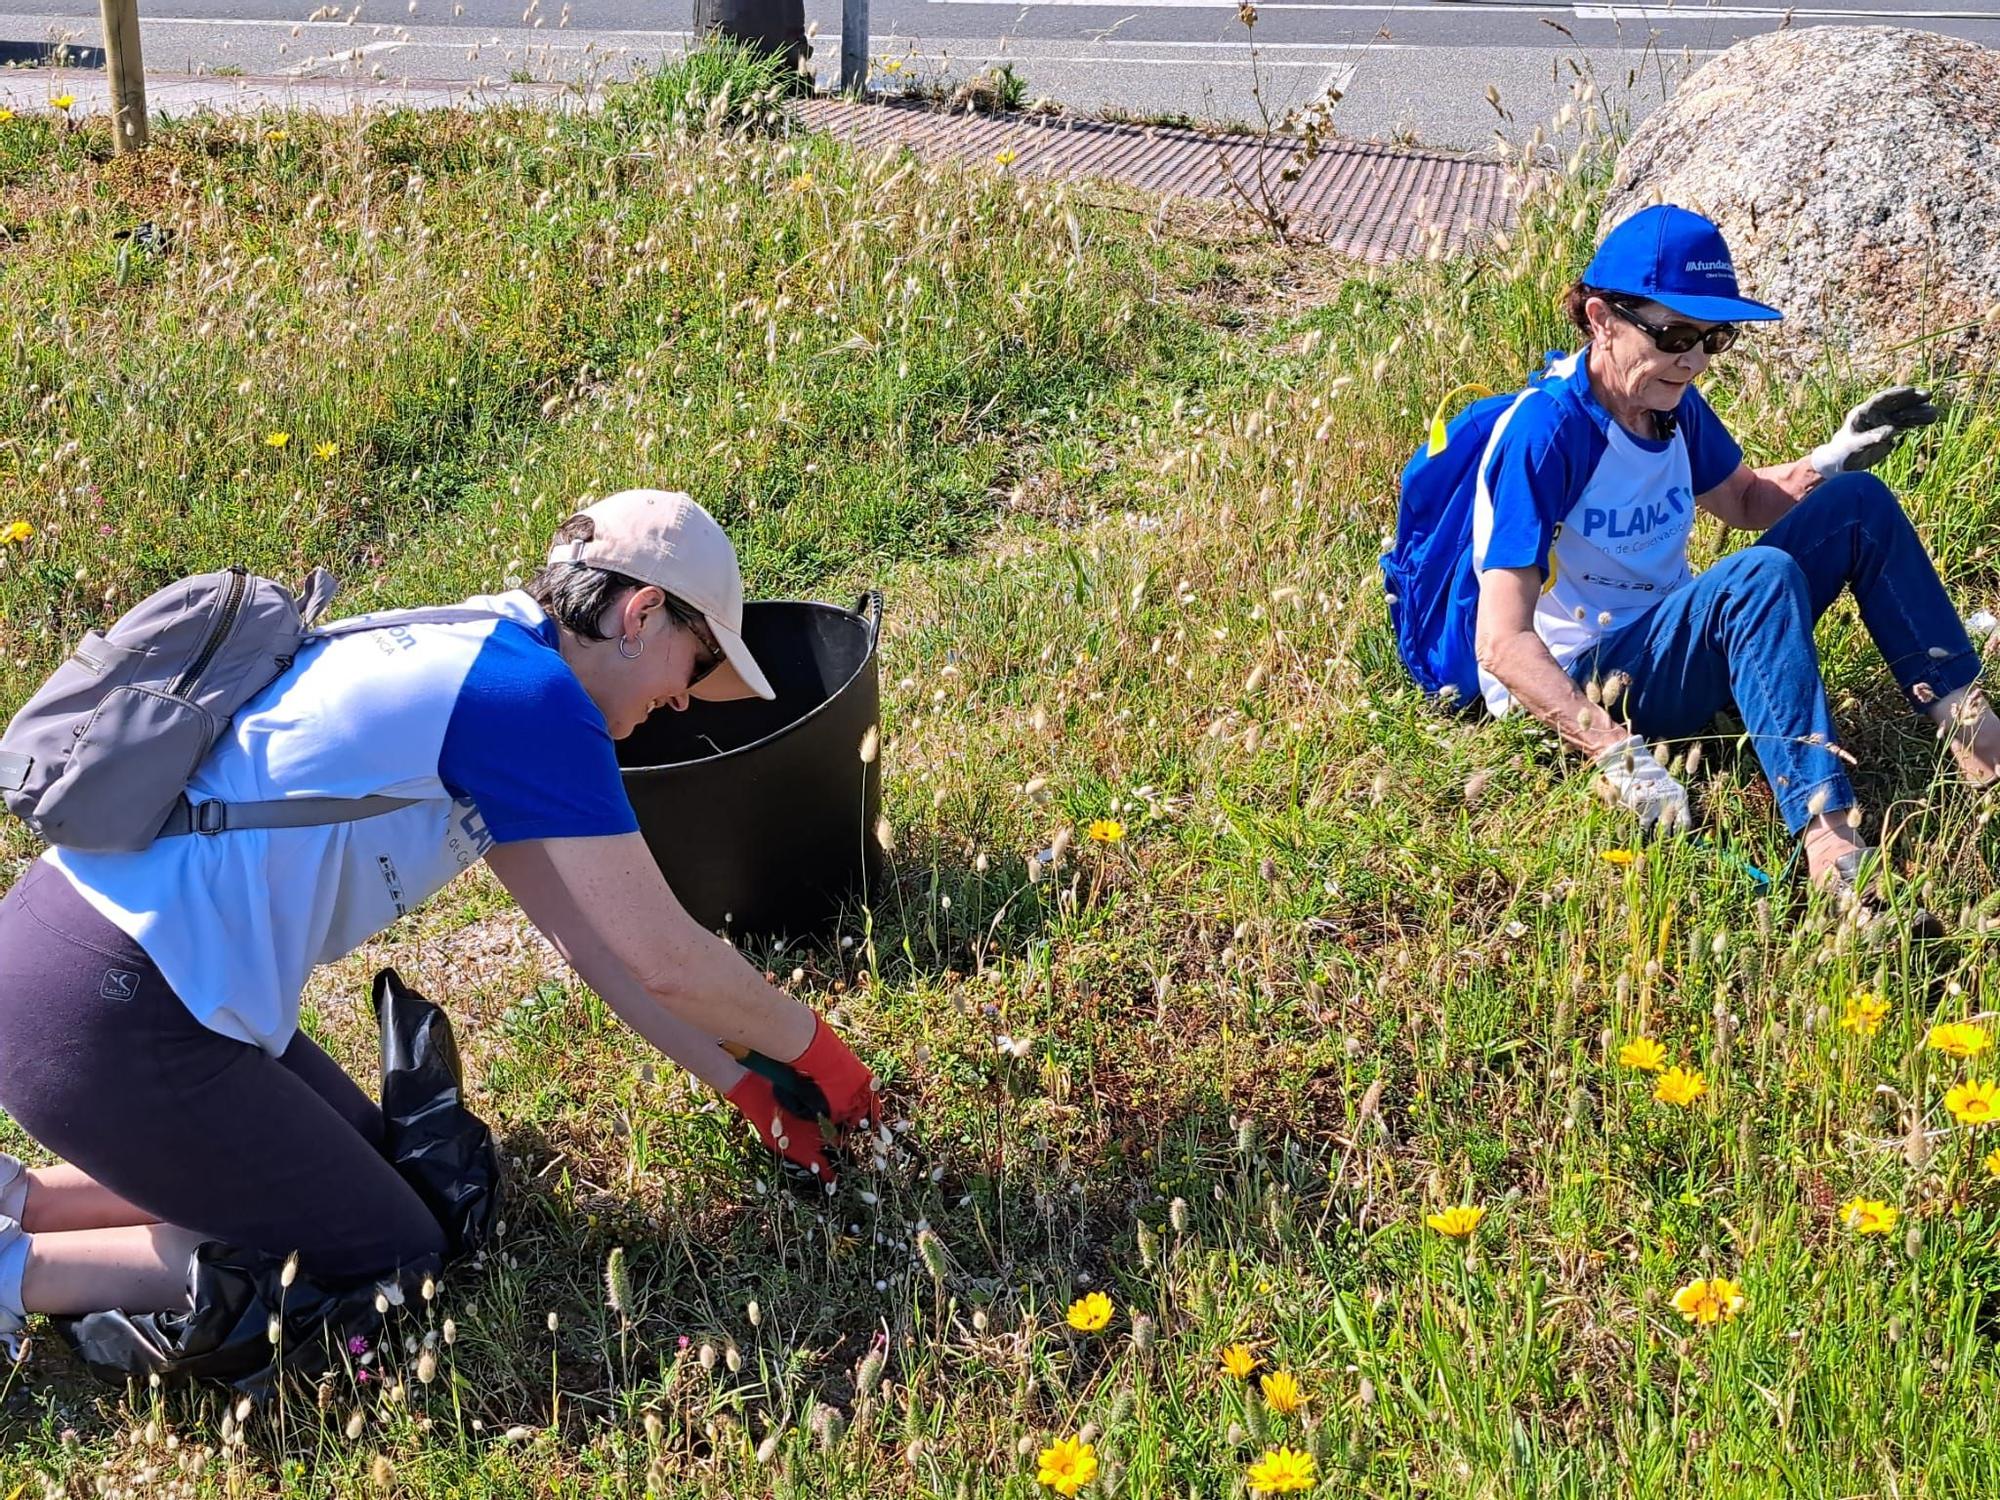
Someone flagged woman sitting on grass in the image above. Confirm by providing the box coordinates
[0,489,876,1347]
[1470,204,1998,900]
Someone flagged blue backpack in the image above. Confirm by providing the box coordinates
[1380,364,1564,709]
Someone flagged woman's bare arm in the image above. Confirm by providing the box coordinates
[1474,565,1634,755]
[1695,459,1822,532]
[485,833,816,1084]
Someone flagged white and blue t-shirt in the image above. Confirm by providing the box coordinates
[1470,347,1743,715]
[46,591,639,1055]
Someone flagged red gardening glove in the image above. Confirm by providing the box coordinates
[788,1014,880,1130]
[726,1071,835,1183]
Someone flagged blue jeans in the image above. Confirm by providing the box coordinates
[1567,472,1980,834]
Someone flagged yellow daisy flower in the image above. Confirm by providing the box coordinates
[1065,1291,1112,1332]
[1424,1205,1484,1238]
[1259,1369,1304,1415]
[1927,1022,1991,1060]
[1840,992,1890,1036]
[312,441,340,460]
[1838,1197,1898,1235]
[1087,818,1124,844]
[1984,1147,2000,1178]
[1946,1078,2000,1126]
[0,520,33,546]
[1670,1276,1745,1326]
[263,431,291,450]
[1035,1436,1097,1496]
[1599,849,1636,866]
[1246,1445,1317,1494]
[1618,1036,1666,1072]
[1653,1065,1706,1108]
[1220,1343,1258,1380]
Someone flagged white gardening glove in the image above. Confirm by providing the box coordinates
[1809,385,1939,478]
[1594,735,1689,837]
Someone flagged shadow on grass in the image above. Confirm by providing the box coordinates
[724,838,1064,992]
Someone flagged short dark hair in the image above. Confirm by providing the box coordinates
[1562,281,1644,336]
[523,515,702,642]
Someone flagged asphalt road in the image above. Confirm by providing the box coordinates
[1,0,1994,145]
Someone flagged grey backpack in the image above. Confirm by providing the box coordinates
[0,565,497,853]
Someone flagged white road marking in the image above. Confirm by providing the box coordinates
[283,35,407,72]
[116,15,1429,53]
[1083,33,1407,43]
[921,0,2000,15]
[899,47,1374,57]
[1574,1,2000,14]
[923,0,1506,8]
[877,32,1414,44]
[104,11,698,29]
[111,12,397,22]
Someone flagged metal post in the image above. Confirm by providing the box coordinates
[840,0,867,92]
[98,0,148,153]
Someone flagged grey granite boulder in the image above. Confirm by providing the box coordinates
[1601,26,2000,373]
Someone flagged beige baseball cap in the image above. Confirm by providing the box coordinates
[546,489,775,702]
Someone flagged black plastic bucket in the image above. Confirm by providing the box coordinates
[618,593,882,939]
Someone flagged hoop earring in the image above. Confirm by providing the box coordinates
[617,635,644,660]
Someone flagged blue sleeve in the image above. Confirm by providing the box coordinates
[1476,393,1589,577]
[438,624,640,845]
[1679,385,1743,495]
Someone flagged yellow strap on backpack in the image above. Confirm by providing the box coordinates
[1425,382,1497,456]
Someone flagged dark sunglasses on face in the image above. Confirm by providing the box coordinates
[678,610,724,686]
[655,596,723,686]
[1606,300,1739,357]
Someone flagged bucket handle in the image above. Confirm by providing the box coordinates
[854,590,884,647]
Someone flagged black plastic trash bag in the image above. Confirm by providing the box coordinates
[378,967,500,1259]
[55,968,502,1392]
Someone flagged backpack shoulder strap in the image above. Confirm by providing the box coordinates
[151,599,525,840]
[157,794,421,839]
[309,605,508,640]
[293,570,510,639]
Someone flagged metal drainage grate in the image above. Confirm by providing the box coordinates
[800,97,1515,261]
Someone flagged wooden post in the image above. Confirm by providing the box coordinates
[98,0,148,153]
[840,0,867,93]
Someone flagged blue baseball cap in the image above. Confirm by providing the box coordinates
[1583,204,1782,323]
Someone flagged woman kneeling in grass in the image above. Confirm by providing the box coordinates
[0,489,875,1347]
[1469,205,1998,901]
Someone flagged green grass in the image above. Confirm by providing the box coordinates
[5,52,2000,1499]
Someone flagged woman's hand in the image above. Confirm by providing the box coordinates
[1593,734,1690,836]
[787,1015,880,1129]
[726,1072,835,1182]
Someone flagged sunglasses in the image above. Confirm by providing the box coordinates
[663,599,724,687]
[684,616,724,687]
[1606,300,1739,357]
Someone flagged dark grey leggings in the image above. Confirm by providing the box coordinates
[0,861,445,1282]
